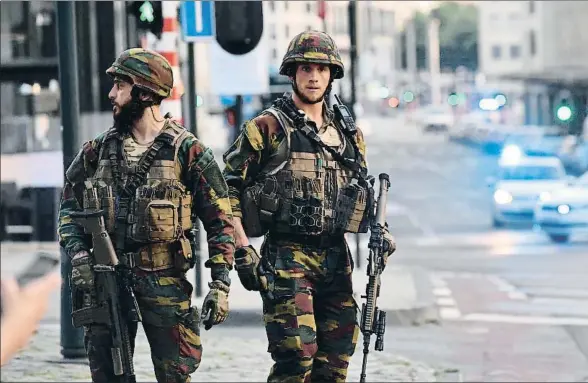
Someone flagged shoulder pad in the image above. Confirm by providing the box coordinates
[158,121,188,146]
[65,142,90,184]
[243,119,265,151]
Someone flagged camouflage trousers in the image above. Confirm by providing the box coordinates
[83,269,202,383]
[260,236,360,383]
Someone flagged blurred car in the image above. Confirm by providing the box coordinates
[448,112,489,142]
[419,105,454,132]
[499,125,563,157]
[534,172,588,243]
[488,156,569,227]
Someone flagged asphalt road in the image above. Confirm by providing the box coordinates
[361,114,588,381]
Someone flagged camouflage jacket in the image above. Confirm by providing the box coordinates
[58,126,235,281]
[222,100,368,219]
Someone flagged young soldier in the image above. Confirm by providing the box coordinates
[58,48,235,383]
[223,31,396,382]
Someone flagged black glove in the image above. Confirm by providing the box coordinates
[234,245,268,292]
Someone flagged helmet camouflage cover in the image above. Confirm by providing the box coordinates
[106,48,173,98]
[279,30,344,79]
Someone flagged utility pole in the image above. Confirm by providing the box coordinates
[184,42,203,298]
[428,16,441,106]
[406,18,418,95]
[56,1,86,359]
[348,0,361,269]
[234,95,244,142]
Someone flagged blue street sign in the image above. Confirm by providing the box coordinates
[180,1,216,42]
[220,95,253,106]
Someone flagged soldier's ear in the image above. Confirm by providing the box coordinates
[138,91,155,103]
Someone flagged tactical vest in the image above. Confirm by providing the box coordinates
[241,107,371,237]
[82,122,193,271]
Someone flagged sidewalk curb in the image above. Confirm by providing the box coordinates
[201,266,441,328]
[372,266,440,327]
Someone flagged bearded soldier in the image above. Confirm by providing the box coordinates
[57,48,235,383]
[223,31,396,382]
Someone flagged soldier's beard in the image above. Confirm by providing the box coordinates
[292,81,331,105]
[113,97,147,134]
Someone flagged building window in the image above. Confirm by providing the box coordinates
[306,2,312,13]
[529,1,535,13]
[492,45,501,59]
[529,31,536,56]
[269,24,276,40]
[285,25,290,38]
[306,25,312,31]
[272,48,278,60]
[510,45,521,58]
[269,1,274,12]
[284,1,288,11]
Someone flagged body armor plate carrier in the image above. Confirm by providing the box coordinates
[241,98,374,238]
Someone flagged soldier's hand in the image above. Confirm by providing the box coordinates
[381,225,396,269]
[233,218,250,248]
[200,281,229,330]
[71,251,94,290]
[234,245,268,292]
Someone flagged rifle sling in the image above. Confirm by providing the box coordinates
[273,98,368,181]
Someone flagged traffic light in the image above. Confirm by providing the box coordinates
[555,99,573,122]
[214,1,264,55]
[129,1,163,38]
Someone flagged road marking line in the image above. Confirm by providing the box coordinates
[507,291,528,300]
[439,307,462,319]
[430,275,447,288]
[433,287,452,297]
[486,275,529,301]
[436,297,457,306]
[461,313,588,326]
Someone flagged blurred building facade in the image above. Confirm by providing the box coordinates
[0,1,131,159]
[262,1,398,103]
[478,0,588,131]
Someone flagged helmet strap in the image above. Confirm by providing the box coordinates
[130,87,165,123]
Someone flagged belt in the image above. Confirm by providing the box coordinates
[120,242,176,271]
[268,232,345,248]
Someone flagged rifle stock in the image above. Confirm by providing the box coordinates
[70,209,139,383]
[359,173,390,383]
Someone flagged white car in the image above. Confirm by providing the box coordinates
[420,106,454,132]
[489,156,569,227]
[534,172,588,243]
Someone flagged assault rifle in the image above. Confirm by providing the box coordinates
[359,173,391,383]
[70,209,141,383]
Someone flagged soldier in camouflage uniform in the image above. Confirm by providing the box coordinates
[57,48,235,383]
[223,31,396,382]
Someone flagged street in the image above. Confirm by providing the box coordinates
[363,115,588,381]
[2,114,588,382]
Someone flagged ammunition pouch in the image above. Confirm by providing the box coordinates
[241,176,281,237]
[128,184,192,243]
[333,182,371,234]
[277,175,324,235]
[72,303,111,328]
[82,182,116,233]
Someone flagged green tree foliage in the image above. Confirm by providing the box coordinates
[400,1,478,71]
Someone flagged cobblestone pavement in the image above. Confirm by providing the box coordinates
[1,325,456,382]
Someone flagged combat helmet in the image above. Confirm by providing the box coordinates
[279,30,344,79]
[106,48,173,98]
